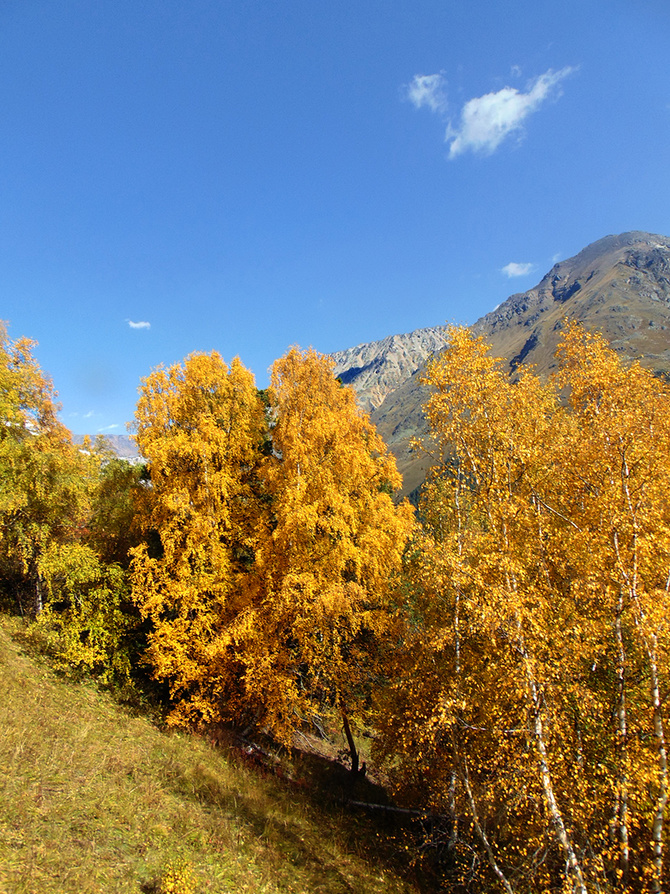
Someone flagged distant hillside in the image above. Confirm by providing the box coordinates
[101,434,141,460]
[365,231,670,497]
[74,433,142,462]
[330,327,449,413]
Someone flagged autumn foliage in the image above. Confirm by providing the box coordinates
[234,348,414,744]
[0,322,139,685]
[130,352,266,726]
[3,317,670,892]
[129,347,413,747]
[376,323,670,892]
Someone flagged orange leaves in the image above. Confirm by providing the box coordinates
[130,351,265,720]
[130,345,414,748]
[236,347,414,742]
[379,323,670,891]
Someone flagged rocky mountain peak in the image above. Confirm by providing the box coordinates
[330,325,449,413]
[362,231,670,498]
[473,231,670,378]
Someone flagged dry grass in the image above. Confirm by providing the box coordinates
[0,617,419,894]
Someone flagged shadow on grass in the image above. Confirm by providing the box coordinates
[165,732,442,893]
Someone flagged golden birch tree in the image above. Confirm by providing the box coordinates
[233,347,414,757]
[130,351,266,726]
[377,324,670,893]
[0,322,93,615]
[554,323,670,892]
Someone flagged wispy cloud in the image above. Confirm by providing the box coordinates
[502,262,535,278]
[405,73,448,113]
[405,66,576,159]
[447,67,576,158]
[127,319,150,329]
[97,423,120,432]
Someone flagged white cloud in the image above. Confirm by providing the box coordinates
[502,262,535,278]
[447,66,576,158]
[97,423,120,432]
[127,319,150,329]
[406,73,447,113]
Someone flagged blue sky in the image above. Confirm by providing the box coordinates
[1,0,669,434]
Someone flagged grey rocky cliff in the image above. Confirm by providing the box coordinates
[330,326,449,413]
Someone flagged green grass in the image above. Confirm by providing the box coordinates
[0,617,420,894]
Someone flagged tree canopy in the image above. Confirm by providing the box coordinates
[130,351,266,726]
[130,347,413,752]
[376,323,670,893]
[234,347,414,746]
[0,322,92,615]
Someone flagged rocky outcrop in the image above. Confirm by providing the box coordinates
[74,433,142,462]
[330,326,449,413]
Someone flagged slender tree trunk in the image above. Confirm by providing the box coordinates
[613,589,630,886]
[341,708,360,775]
[495,503,588,894]
[459,752,514,894]
[33,566,43,616]
[450,467,463,850]
[517,620,588,894]
[648,636,668,894]
[615,524,668,893]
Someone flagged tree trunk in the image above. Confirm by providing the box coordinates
[33,567,44,616]
[341,708,360,775]
[648,637,668,894]
[616,526,668,893]
[517,618,587,894]
[613,590,630,886]
[460,753,514,894]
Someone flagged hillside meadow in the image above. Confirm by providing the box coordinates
[0,617,421,894]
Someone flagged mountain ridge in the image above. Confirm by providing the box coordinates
[86,231,670,493]
[368,231,670,497]
[330,326,449,413]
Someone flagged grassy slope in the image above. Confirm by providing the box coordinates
[0,618,419,894]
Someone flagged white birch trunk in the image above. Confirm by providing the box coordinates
[614,590,630,885]
[648,637,668,894]
[517,619,588,894]
[460,754,515,894]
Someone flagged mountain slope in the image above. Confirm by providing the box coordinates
[473,231,670,378]
[330,326,449,413]
[369,231,670,497]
